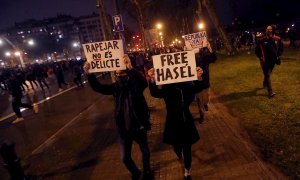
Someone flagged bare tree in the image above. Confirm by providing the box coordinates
[199,0,234,53]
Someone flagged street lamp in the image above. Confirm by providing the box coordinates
[5,51,11,57]
[198,23,205,30]
[156,23,162,30]
[0,39,3,45]
[28,39,35,46]
[73,42,79,47]
[156,23,164,47]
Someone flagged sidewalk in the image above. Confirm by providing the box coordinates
[24,89,287,180]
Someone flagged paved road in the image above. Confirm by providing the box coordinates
[0,76,287,179]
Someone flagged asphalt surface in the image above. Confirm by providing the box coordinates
[0,74,286,180]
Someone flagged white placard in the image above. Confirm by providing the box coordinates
[183,31,208,51]
[82,40,125,73]
[152,51,197,85]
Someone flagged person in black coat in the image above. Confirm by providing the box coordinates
[147,67,208,180]
[84,55,153,180]
[7,73,38,123]
[255,25,284,98]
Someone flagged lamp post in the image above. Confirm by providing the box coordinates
[156,23,164,47]
[198,22,205,30]
[0,36,25,68]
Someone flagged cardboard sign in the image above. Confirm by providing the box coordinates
[183,31,208,50]
[82,40,125,73]
[152,51,197,85]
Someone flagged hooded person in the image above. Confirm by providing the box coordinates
[84,55,153,180]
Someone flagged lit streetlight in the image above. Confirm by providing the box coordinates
[73,42,79,47]
[5,51,11,57]
[28,39,35,46]
[0,39,3,45]
[14,51,21,56]
[198,23,205,30]
[156,23,162,29]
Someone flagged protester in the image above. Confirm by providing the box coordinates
[255,25,284,98]
[7,73,38,123]
[195,44,217,123]
[147,66,208,180]
[53,63,68,92]
[72,62,84,87]
[84,55,153,180]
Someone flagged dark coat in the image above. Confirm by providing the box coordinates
[88,68,150,135]
[8,76,22,98]
[196,48,217,87]
[255,35,284,66]
[149,81,208,146]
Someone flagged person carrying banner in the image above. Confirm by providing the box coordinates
[255,25,283,98]
[147,66,208,180]
[84,55,153,180]
[195,43,217,123]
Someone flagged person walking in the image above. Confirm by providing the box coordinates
[73,62,84,87]
[84,55,153,180]
[7,73,38,124]
[147,66,208,180]
[255,25,284,98]
[195,44,217,123]
[53,63,68,92]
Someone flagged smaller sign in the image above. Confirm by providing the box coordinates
[82,40,125,73]
[112,15,124,32]
[183,31,208,50]
[152,51,197,85]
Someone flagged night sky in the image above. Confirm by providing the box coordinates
[0,0,299,30]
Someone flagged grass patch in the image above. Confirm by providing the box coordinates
[210,49,300,179]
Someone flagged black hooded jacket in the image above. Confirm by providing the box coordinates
[87,68,150,135]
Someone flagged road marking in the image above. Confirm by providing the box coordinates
[30,95,107,156]
[0,77,102,122]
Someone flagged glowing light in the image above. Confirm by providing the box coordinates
[198,23,204,30]
[5,52,11,57]
[14,52,21,56]
[28,39,35,46]
[156,23,162,29]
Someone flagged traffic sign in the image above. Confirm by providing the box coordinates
[112,15,124,32]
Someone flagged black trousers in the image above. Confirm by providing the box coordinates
[260,61,275,93]
[119,130,151,176]
[12,97,33,118]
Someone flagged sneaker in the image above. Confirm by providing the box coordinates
[12,117,24,124]
[268,92,276,98]
[33,104,39,114]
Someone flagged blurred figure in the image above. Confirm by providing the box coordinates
[7,74,38,123]
[34,64,49,90]
[53,63,68,92]
[73,62,84,87]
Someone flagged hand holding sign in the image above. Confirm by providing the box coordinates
[196,67,203,81]
[82,40,125,73]
[147,68,155,83]
[83,62,91,74]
